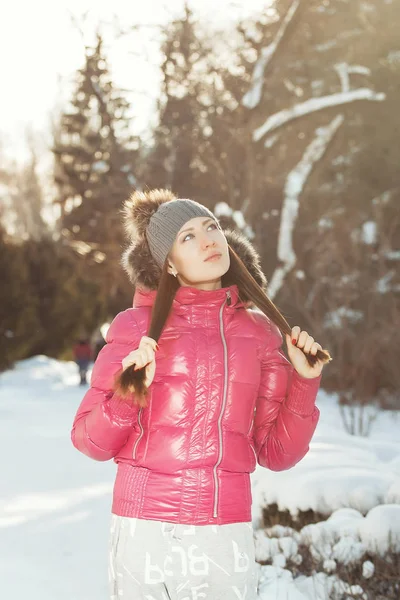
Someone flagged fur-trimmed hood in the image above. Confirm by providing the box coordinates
[121,189,267,291]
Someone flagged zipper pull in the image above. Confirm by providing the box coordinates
[226,290,232,306]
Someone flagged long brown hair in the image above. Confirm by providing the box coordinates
[114,246,331,407]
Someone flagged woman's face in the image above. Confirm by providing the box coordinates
[168,217,230,290]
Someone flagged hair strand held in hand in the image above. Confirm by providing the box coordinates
[113,262,179,406]
[223,247,332,367]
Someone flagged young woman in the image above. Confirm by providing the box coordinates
[71,189,331,600]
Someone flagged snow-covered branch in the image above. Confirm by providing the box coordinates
[253,88,385,142]
[267,115,344,300]
[214,201,255,239]
[242,0,301,109]
[334,63,372,93]
[334,63,351,93]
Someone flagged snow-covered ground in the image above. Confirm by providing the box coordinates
[0,356,399,600]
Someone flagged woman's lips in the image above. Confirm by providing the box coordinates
[204,253,222,262]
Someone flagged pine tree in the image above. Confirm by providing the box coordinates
[143,5,210,199]
[52,33,138,311]
[21,237,109,358]
[0,221,40,370]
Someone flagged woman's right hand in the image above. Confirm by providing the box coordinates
[121,336,158,387]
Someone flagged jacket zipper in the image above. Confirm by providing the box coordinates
[133,408,144,460]
[250,442,257,462]
[247,419,257,462]
[212,289,231,518]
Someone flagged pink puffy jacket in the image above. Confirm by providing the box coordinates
[71,284,320,525]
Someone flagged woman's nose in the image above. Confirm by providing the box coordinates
[200,234,215,250]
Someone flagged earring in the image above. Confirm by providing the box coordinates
[173,272,177,278]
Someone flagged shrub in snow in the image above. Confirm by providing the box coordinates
[358,504,400,555]
[256,565,307,600]
[255,505,400,599]
[332,536,366,565]
[262,501,326,530]
[254,531,281,562]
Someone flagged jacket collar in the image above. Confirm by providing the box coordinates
[133,284,243,309]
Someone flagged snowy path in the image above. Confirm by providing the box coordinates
[0,356,399,600]
[0,358,114,599]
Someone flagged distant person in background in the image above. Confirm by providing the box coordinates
[72,339,92,385]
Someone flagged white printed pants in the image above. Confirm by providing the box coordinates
[109,515,259,600]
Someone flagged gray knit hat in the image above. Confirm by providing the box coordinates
[146,199,217,267]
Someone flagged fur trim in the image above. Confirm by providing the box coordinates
[121,188,175,289]
[122,189,177,241]
[224,229,267,290]
[122,237,162,290]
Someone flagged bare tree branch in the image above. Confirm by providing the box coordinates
[268,115,344,299]
[242,0,301,109]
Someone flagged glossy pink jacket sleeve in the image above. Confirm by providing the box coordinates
[71,311,140,461]
[253,320,321,471]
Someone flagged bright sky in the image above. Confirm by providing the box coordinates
[0,0,269,161]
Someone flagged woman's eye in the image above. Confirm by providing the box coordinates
[182,223,216,242]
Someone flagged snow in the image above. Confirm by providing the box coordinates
[295,270,305,280]
[242,0,300,109]
[361,220,377,244]
[318,217,333,230]
[100,322,111,340]
[334,63,371,93]
[214,201,255,239]
[0,357,114,600]
[376,270,396,294]
[128,174,137,186]
[253,88,385,142]
[214,201,232,218]
[92,160,109,173]
[361,1,376,13]
[362,560,374,578]
[334,63,351,93]
[348,65,371,76]
[315,40,337,52]
[251,391,400,527]
[289,504,400,569]
[264,133,280,148]
[1,357,399,600]
[387,50,400,65]
[331,154,352,166]
[255,504,400,598]
[385,250,400,260]
[372,189,394,205]
[324,306,363,328]
[359,504,400,553]
[242,46,276,110]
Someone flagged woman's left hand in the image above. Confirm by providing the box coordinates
[285,326,324,379]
